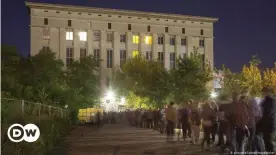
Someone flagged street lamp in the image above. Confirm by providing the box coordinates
[106,90,114,99]
[210,91,218,99]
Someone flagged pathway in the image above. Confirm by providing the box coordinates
[66,124,222,155]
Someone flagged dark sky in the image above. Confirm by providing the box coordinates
[2,0,276,72]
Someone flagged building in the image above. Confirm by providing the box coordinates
[26,2,218,110]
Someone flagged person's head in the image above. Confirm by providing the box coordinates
[262,86,274,97]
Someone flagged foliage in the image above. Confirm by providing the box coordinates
[240,56,262,96]
[112,56,170,107]
[1,45,100,154]
[220,65,242,98]
[125,92,153,109]
[170,51,213,103]
[263,68,276,93]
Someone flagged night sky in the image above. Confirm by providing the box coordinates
[2,0,276,72]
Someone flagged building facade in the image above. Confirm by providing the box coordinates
[26,2,218,99]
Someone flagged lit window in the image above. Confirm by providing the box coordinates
[132,35,139,44]
[66,31,73,40]
[79,32,87,41]
[145,36,152,44]
[132,50,139,57]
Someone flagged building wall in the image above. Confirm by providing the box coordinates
[27,2,217,96]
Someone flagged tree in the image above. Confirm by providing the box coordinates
[220,65,242,99]
[112,56,170,107]
[170,51,212,103]
[65,55,100,108]
[240,56,262,96]
[263,68,276,93]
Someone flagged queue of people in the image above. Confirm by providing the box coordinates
[122,86,276,154]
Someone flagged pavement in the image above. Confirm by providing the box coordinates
[66,123,223,155]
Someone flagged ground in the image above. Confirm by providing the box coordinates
[66,123,223,155]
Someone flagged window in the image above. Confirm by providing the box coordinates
[80,48,87,58]
[145,36,152,44]
[93,31,100,41]
[107,49,113,68]
[94,49,100,67]
[120,34,126,43]
[68,20,72,27]
[170,36,175,45]
[181,38,186,46]
[132,50,139,57]
[79,32,87,41]
[199,39,205,47]
[43,28,50,40]
[179,53,187,58]
[120,50,126,67]
[200,29,204,35]
[128,24,131,30]
[66,47,74,66]
[107,33,113,42]
[66,31,73,40]
[158,36,164,45]
[182,28,185,34]
[158,52,164,67]
[44,18,48,25]
[132,35,139,44]
[165,27,168,33]
[146,51,152,60]
[170,53,176,69]
[147,26,151,32]
[108,23,111,29]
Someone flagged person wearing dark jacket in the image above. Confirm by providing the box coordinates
[257,87,276,153]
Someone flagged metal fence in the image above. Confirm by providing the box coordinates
[1,98,69,120]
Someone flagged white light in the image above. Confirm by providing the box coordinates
[79,32,87,41]
[121,97,126,105]
[66,32,73,40]
[64,105,68,108]
[106,91,114,99]
[210,92,218,98]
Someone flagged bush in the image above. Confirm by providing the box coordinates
[1,100,72,155]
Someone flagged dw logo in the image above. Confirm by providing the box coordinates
[7,124,40,142]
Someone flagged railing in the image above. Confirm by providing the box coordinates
[1,98,69,120]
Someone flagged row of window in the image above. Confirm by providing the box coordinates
[43,18,204,35]
[47,30,204,47]
[64,47,197,69]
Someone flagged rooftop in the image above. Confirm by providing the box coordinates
[25,2,218,23]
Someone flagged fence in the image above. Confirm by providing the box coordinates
[1,98,69,120]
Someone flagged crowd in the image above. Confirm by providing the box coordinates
[122,87,276,154]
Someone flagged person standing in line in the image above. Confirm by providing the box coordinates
[234,93,249,152]
[190,103,201,144]
[165,102,177,142]
[201,101,214,150]
[257,87,276,153]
